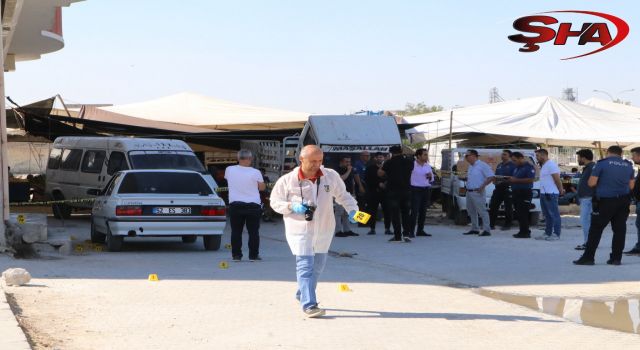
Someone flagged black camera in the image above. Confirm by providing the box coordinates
[304,204,316,221]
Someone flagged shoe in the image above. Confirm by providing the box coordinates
[345,231,360,237]
[384,229,393,235]
[367,230,376,235]
[303,306,326,318]
[573,257,595,265]
[479,231,491,237]
[574,244,586,251]
[512,233,531,239]
[416,231,431,237]
[232,256,242,262]
[534,234,551,240]
[500,226,512,231]
[388,237,402,242]
[624,247,640,255]
[249,256,262,262]
[335,232,348,237]
[463,230,480,235]
[490,225,496,230]
[403,237,412,243]
[606,258,621,266]
[545,235,560,241]
[404,232,415,238]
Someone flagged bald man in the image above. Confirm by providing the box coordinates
[270,145,359,318]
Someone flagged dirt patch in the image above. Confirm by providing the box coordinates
[5,292,59,349]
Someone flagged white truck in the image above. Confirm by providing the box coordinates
[440,148,541,226]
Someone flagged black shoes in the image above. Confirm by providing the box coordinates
[367,230,376,235]
[463,230,479,235]
[388,237,411,243]
[335,232,349,237]
[574,244,586,251]
[232,256,242,262]
[404,232,415,238]
[416,231,432,237]
[479,231,491,237]
[384,229,393,235]
[512,232,531,239]
[345,231,360,236]
[573,257,595,265]
[249,256,262,262]
[606,259,621,266]
[624,247,640,255]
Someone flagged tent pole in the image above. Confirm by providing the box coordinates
[0,4,9,248]
[596,141,604,159]
[448,110,453,150]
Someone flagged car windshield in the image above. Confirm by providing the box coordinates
[128,151,206,173]
[118,172,213,195]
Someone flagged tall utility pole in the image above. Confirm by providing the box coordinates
[0,2,9,248]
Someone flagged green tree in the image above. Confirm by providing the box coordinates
[401,102,443,116]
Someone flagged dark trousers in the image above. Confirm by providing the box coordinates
[512,189,532,234]
[489,185,513,227]
[584,196,631,261]
[228,202,262,259]
[366,190,391,231]
[410,186,431,234]
[387,190,411,239]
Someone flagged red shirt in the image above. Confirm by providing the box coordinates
[298,168,323,183]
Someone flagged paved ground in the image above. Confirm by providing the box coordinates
[1,211,639,349]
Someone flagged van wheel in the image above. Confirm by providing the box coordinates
[51,193,72,219]
[106,228,123,252]
[182,236,197,244]
[529,212,540,226]
[90,219,106,243]
[203,235,221,251]
[454,209,470,226]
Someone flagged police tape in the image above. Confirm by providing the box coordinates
[8,184,275,207]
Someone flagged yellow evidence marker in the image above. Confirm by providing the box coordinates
[148,274,159,282]
[353,211,371,225]
[338,284,352,292]
[74,245,84,253]
[17,214,26,224]
[219,261,229,269]
[224,244,232,249]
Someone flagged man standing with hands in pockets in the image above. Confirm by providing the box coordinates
[270,145,359,318]
[462,149,495,237]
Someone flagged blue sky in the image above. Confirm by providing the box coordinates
[5,0,639,114]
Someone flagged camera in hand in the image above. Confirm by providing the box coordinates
[304,204,316,221]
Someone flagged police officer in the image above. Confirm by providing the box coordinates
[508,152,536,238]
[574,146,635,266]
[489,150,516,230]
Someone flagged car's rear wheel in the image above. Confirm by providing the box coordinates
[106,227,123,252]
[90,219,106,243]
[182,236,197,244]
[203,235,221,251]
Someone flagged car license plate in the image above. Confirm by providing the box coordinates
[153,207,191,215]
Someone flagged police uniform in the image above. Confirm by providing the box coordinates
[489,161,516,228]
[511,162,536,236]
[582,156,634,263]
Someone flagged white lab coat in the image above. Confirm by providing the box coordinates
[270,166,359,256]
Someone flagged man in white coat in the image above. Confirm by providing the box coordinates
[271,145,359,318]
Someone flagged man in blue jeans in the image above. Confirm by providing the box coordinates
[625,147,640,256]
[270,145,359,318]
[574,149,595,250]
[535,149,565,240]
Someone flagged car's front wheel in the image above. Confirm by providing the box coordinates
[106,227,123,252]
[90,219,106,243]
[182,236,197,243]
[203,235,221,251]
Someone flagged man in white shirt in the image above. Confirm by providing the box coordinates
[225,150,266,261]
[535,149,565,241]
[409,149,434,237]
[462,149,495,236]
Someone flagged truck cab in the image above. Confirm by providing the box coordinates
[440,148,541,225]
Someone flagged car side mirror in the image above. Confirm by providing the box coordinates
[87,188,102,196]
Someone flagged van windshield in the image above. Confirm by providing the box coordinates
[128,151,206,173]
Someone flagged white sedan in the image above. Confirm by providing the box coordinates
[89,170,227,252]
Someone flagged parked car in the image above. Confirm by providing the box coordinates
[89,170,226,252]
[46,137,217,219]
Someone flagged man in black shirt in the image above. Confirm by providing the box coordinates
[365,152,391,235]
[334,156,358,237]
[575,149,595,250]
[625,147,640,256]
[378,145,414,242]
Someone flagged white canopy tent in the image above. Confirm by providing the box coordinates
[404,96,640,147]
[96,92,310,131]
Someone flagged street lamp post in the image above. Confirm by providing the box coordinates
[593,89,635,103]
